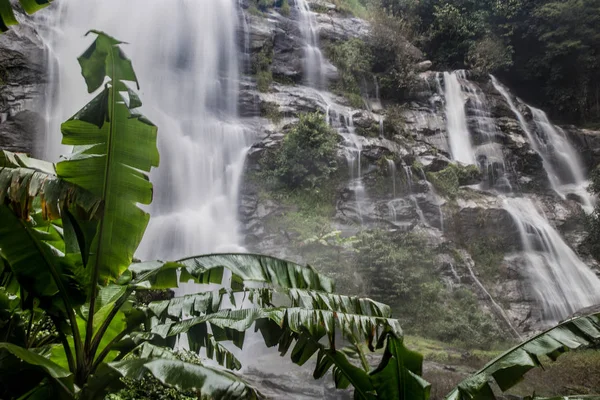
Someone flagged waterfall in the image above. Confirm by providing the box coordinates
[40,0,250,260]
[504,197,600,321]
[387,159,397,198]
[296,0,325,89]
[440,71,476,165]
[491,76,594,212]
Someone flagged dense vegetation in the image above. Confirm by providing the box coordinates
[374,0,600,124]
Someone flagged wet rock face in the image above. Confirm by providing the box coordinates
[0,18,47,154]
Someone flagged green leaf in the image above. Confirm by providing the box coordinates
[57,31,159,284]
[446,312,600,399]
[0,206,87,308]
[18,0,53,15]
[131,253,335,292]
[0,343,74,394]
[0,0,17,32]
[109,358,259,399]
[0,150,101,221]
[370,335,430,400]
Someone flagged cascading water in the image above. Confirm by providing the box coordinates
[439,71,511,189]
[296,0,325,89]
[440,71,476,165]
[491,76,594,212]
[40,0,250,260]
[504,197,600,321]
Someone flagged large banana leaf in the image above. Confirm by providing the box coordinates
[0,206,87,310]
[446,312,600,399]
[0,342,74,398]
[0,150,101,220]
[0,0,52,33]
[56,31,159,284]
[130,253,335,292]
[108,357,260,399]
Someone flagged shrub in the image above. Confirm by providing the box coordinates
[260,101,282,123]
[326,38,372,108]
[428,163,482,198]
[253,43,273,92]
[267,112,339,188]
[280,0,290,16]
[355,229,504,348]
[368,6,420,99]
[467,35,514,73]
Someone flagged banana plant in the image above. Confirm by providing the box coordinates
[446,311,600,400]
[0,0,53,32]
[0,30,431,399]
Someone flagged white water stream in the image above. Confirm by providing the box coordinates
[438,71,600,322]
[504,197,600,321]
[491,76,594,212]
[296,0,325,89]
[440,71,476,165]
[40,0,250,261]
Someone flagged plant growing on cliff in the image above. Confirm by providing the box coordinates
[265,112,339,189]
[0,31,431,399]
[0,0,52,32]
[326,38,373,108]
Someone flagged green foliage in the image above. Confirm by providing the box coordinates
[0,0,52,33]
[106,376,196,400]
[0,32,434,400]
[253,42,273,92]
[368,6,420,100]
[280,0,290,16]
[326,38,373,108]
[355,230,504,349]
[467,35,514,73]
[264,112,339,189]
[260,101,282,124]
[404,0,600,122]
[427,164,482,198]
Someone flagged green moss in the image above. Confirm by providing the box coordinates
[428,167,460,198]
[427,163,483,198]
[383,104,407,138]
[355,122,381,138]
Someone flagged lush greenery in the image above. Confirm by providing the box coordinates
[252,42,273,92]
[356,230,504,348]
[427,163,482,199]
[326,38,373,108]
[262,112,339,189]
[382,0,600,124]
